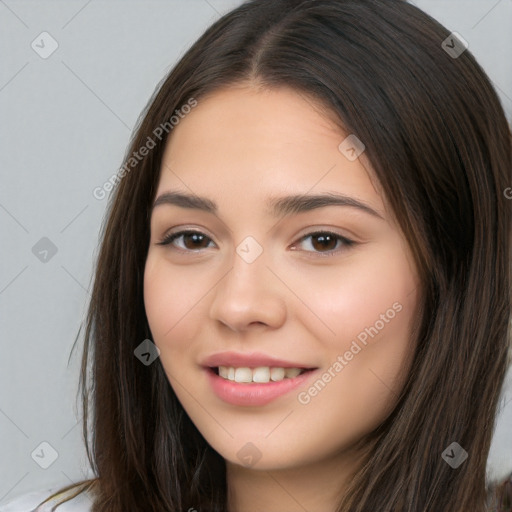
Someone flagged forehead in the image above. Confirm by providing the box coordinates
[166,84,342,153]
[156,85,387,218]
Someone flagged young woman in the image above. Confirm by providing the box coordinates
[5,0,511,510]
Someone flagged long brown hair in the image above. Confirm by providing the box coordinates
[43,0,512,510]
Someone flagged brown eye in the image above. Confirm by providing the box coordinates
[310,233,338,252]
[156,229,355,256]
[157,231,214,251]
[293,231,355,256]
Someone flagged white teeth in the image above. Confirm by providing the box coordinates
[217,366,305,383]
[252,367,270,383]
[270,367,285,381]
[234,367,253,383]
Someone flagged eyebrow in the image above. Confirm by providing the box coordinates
[152,191,384,219]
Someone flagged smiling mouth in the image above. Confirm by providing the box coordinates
[210,366,314,384]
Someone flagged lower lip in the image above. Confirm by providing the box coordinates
[205,368,316,406]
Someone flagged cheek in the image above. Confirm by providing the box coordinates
[294,290,417,457]
[143,255,207,348]
[288,247,416,352]
[292,247,417,416]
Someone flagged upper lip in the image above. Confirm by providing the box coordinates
[201,351,317,369]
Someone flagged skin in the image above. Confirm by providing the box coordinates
[143,84,420,512]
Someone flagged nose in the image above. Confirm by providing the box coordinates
[208,245,287,333]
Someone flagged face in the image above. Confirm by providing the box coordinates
[144,85,420,473]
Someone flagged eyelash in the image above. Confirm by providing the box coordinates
[156,229,355,257]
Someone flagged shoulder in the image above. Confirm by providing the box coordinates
[0,486,92,512]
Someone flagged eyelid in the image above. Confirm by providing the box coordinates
[291,230,355,257]
[156,228,216,251]
[156,223,215,241]
[155,227,356,256]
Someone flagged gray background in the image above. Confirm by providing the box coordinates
[1,0,511,503]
